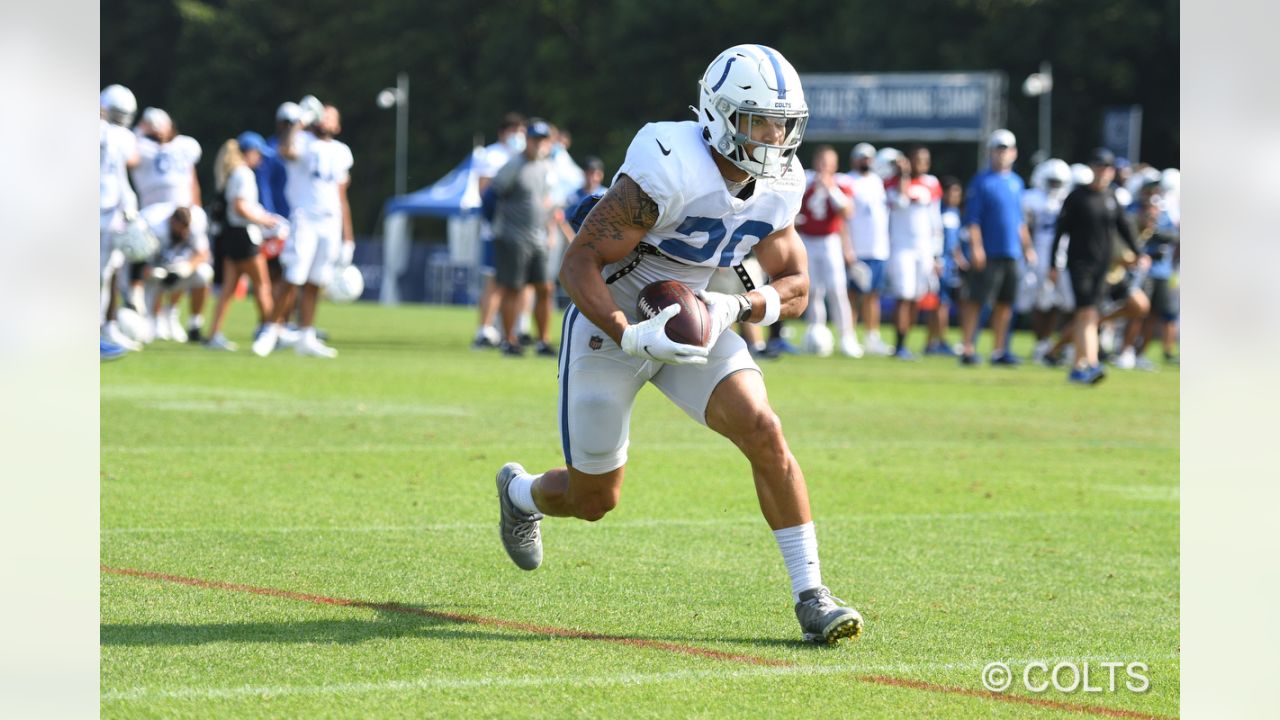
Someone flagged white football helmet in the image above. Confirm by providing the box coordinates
[111,213,160,262]
[1031,158,1072,191]
[802,324,834,357]
[100,84,137,127]
[1070,163,1094,187]
[873,147,902,180]
[697,44,808,179]
[326,264,364,303]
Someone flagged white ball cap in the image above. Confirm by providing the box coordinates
[988,128,1016,148]
[276,101,302,123]
[851,142,876,159]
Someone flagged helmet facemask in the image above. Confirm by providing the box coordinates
[698,45,808,180]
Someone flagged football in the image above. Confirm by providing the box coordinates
[636,280,712,347]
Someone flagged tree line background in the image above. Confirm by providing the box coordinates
[103,0,1179,237]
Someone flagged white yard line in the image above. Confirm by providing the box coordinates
[101,653,1180,702]
[101,508,1176,536]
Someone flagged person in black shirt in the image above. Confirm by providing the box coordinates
[1049,148,1140,384]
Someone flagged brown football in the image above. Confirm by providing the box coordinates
[636,280,712,347]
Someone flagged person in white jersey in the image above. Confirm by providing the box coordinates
[130,107,207,341]
[845,143,892,355]
[1021,158,1075,362]
[253,103,353,358]
[493,45,864,645]
[99,84,142,351]
[795,144,860,357]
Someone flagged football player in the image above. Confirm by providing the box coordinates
[140,204,213,341]
[131,108,206,340]
[494,45,864,645]
[795,145,860,357]
[253,102,353,358]
[1021,159,1075,362]
[884,145,943,359]
[100,85,142,351]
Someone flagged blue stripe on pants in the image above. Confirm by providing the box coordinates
[558,305,580,465]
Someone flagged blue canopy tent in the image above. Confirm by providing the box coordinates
[379,148,484,304]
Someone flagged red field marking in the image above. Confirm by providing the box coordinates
[100,565,787,667]
[102,565,1177,718]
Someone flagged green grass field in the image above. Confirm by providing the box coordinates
[101,300,1179,719]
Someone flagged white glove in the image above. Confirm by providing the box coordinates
[696,289,748,343]
[340,241,355,266]
[620,304,709,365]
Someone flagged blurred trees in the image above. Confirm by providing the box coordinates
[103,0,1178,235]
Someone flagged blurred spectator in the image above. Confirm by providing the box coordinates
[206,133,278,351]
[256,102,301,310]
[473,112,527,348]
[568,156,606,210]
[846,143,892,355]
[928,176,966,355]
[492,118,556,357]
[1135,196,1179,365]
[796,145,860,357]
[885,145,943,359]
[1021,158,1075,362]
[254,101,354,358]
[959,129,1035,366]
[1049,147,1141,384]
[99,84,141,352]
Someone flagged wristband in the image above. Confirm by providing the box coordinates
[757,285,781,326]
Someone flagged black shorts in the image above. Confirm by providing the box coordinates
[1069,264,1108,309]
[218,225,260,263]
[961,257,1018,305]
[1143,277,1179,320]
[494,237,548,289]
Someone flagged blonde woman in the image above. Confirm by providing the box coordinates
[205,132,278,350]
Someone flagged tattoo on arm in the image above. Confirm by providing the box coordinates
[574,174,657,262]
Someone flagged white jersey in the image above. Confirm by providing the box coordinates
[100,120,138,212]
[1023,187,1068,268]
[140,202,210,259]
[848,170,889,261]
[131,135,201,207]
[285,131,353,218]
[605,121,803,321]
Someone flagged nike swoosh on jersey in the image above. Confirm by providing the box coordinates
[655,139,672,156]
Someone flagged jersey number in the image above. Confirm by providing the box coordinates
[660,217,774,267]
[309,154,338,182]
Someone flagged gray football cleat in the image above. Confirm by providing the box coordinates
[496,462,543,570]
[795,586,864,645]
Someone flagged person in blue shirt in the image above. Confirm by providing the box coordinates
[957,129,1036,365]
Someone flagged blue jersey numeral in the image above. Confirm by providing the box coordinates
[660,217,774,267]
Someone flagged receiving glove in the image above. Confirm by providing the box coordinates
[620,305,709,365]
[299,95,323,126]
[696,289,749,343]
[340,241,355,266]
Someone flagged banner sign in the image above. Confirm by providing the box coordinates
[799,72,1006,143]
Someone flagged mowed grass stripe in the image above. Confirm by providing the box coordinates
[102,565,1176,720]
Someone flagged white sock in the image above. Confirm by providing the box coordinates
[868,330,882,344]
[302,326,316,343]
[773,522,822,602]
[507,472,542,515]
